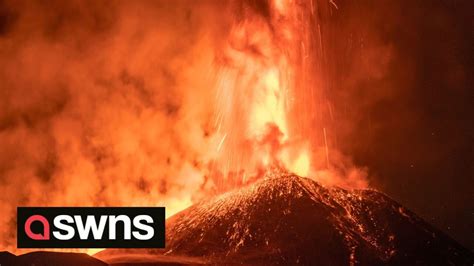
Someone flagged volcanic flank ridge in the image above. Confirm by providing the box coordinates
[96,171,473,265]
[2,172,473,265]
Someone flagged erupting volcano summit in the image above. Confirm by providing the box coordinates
[96,172,473,265]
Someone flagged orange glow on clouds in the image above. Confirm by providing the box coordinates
[0,0,368,254]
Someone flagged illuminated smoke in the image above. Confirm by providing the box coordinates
[0,0,373,254]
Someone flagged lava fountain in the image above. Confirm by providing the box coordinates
[207,0,367,192]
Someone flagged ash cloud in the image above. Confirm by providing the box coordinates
[0,0,230,252]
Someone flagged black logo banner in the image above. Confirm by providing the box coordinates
[17,207,165,248]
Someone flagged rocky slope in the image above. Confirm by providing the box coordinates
[97,172,473,265]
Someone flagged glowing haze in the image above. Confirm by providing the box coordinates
[0,0,367,254]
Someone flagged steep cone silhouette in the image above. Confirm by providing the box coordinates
[97,172,473,265]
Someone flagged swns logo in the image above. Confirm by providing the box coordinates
[17,207,165,248]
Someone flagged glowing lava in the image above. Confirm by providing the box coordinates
[210,0,311,186]
[207,0,368,192]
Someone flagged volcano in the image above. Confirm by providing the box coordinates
[93,172,473,265]
[3,172,472,265]
[2,172,472,265]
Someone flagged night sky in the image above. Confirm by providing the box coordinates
[323,0,473,250]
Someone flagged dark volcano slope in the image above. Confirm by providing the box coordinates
[1,251,107,266]
[98,173,473,265]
